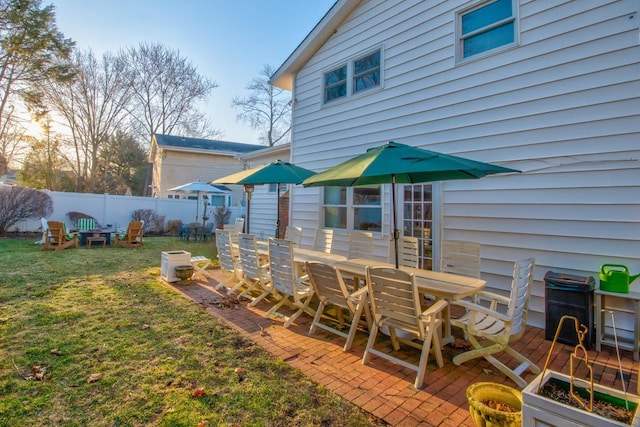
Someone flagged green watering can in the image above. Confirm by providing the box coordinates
[599,264,640,293]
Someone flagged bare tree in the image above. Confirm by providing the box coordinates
[0,185,53,233]
[37,49,132,192]
[232,64,291,146]
[0,0,74,147]
[124,42,219,142]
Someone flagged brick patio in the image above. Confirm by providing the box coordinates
[164,268,640,427]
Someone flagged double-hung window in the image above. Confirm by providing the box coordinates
[323,185,381,232]
[459,0,516,60]
[353,50,380,93]
[323,49,382,104]
[324,65,347,103]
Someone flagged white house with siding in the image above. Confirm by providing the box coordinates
[149,134,263,206]
[235,143,292,239]
[271,0,640,330]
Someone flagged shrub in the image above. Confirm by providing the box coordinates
[0,186,53,234]
[131,209,165,235]
[166,219,182,236]
[213,206,231,228]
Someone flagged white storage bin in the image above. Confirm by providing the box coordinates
[161,250,191,283]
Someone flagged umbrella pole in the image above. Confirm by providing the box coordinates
[276,183,280,238]
[196,191,200,223]
[392,175,399,269]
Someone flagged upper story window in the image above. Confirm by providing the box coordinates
[459,0,516,60]
[323,48,382,104]
[353,50,380,93]
[324,65,347,103]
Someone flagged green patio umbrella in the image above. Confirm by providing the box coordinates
[302,141,519,268]
[212,160,316,237]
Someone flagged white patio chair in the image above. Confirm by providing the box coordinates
[440,240,481,278]
[284,225,303,247]
[237,233,272,304]
[306,261,369,351]
[394,236,419,268]
[348,230,373,259]
[450,258,540,388]
[264,238,314,328]
[363,266,447,389]
[214,229,241,293]
[313,229,334,253]
[35,217,49,244]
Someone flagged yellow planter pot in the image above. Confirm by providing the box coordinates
[467,382,522,427]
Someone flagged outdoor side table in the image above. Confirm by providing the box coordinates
[86,236,106,248]
[190,256,211,280]
[595,282,640,361]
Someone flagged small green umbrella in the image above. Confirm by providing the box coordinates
[212,160,316,237]
[302,141,519,267]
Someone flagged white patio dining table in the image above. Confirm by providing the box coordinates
[254,244,347,264]
[333,258,487,345]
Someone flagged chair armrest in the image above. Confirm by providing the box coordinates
[420,299,448,319]
[452,299,511,323]
[350,287,368,302]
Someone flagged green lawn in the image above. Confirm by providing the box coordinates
[0,237,382,427]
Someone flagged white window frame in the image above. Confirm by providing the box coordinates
[321,185,382,233]
[456,0,518,62]
[322,47,383,105]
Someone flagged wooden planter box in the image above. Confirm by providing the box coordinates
[522,370,640,427]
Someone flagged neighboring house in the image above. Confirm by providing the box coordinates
[271,0,640,329]
[236,143,292,239]
[149,134,263,207]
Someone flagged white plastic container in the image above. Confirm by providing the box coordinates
[161,250,191,283]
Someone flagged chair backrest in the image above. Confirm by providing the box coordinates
[234,217,245,233]
[366,266,424,339]
[224,223,240,245]
[313,229,334,253]
[395,236,419,268]
[125,221,144,242]
[238,233,261,280]
[77,218,96,231]
[440,240,481,278]
[46,221,68,243]
[306,261,355,312]
[348,231,373,259]
[506,258,536,338]
[215,229,236,273]
[268,238,297,298]
[284,226,303,247]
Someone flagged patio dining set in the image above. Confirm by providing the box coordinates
[211,225,540,389]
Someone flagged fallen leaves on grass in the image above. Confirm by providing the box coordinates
[50,349,62,356]
[32,366,45,381]
[193,387,207,397]
[87,373,103,383]
[141,324,150,330]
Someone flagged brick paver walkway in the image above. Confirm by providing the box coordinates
[163,268,639,426]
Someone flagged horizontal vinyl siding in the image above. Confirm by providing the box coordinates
[289,0,640,329]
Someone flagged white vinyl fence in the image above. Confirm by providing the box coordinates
[13,190,244,233]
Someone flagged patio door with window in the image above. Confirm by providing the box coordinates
[402,184,436,270]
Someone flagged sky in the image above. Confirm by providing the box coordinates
[50,0,336,145]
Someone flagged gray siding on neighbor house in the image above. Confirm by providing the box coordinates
[285,0,640,329]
